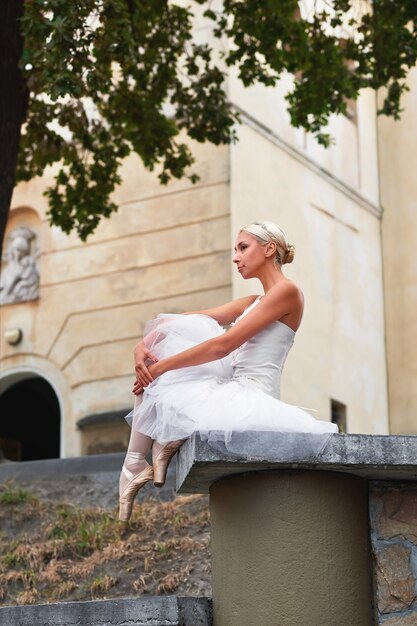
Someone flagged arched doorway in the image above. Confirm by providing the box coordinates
[0,376,60,461]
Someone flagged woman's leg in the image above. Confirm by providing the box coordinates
[152,438,186,487]
[119,430,153,498]
[118,429,155,521]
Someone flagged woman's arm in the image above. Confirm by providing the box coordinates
[133,295,259,387]
[136,282,302,388]
[183,295,259,325]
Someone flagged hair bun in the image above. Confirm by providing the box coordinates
[283,244,295,265]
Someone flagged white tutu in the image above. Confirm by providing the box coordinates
[125,308,338,461]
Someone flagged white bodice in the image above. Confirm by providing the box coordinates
[230,297,295,398]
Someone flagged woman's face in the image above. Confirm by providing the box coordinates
[233,232,267,279]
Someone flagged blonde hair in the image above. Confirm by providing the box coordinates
[241,221,295,265]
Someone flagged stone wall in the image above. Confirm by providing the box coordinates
[370,481,417,624]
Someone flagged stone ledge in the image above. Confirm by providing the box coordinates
[76,409,131,429]
[0,596,212,626]
[0,452,125,481]
[176,433,417,493]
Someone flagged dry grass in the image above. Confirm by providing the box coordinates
[0,481,211,606]
[90,575,118,598]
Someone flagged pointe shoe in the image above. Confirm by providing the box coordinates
[152,440,184,487]
[118,463,154,522]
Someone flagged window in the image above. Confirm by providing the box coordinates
[331,399,347,433]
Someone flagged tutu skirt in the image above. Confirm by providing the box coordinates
[125,314,338,460]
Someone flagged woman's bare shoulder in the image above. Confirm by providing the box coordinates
[261,279,304,329]
[265,278,303,301]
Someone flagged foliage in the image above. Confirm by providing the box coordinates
[17,0,417,239]
[0,483,37,506]
[205,0,417,144]
[48,505,121,556]
[18,0,238,240]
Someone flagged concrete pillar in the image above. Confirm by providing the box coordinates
[210,470,373,626]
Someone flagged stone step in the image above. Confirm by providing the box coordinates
[0,452,178,507]
[0,452,126,480]
[0,596,212,626]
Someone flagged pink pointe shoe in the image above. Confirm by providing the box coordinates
[118,463,154,522]
[152,440,185,487]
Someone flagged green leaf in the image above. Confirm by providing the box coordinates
[16,0,417,239]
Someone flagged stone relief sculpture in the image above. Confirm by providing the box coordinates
[0,227,40,305]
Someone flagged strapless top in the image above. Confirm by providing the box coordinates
[230,296,295,398]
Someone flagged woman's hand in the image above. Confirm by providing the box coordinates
[132,376,144,396]
[134,342,158,384]
[132,361,161,395]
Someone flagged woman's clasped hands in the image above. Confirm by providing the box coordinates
[132,342,158,395]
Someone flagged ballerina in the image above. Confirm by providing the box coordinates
[119,220,338,522]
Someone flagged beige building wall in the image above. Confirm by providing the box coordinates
[378,66,417,434]
[1,20,415,457]
[228,76,389,434]
[0,142,232,457]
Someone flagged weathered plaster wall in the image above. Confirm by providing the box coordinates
[378,66,417,435]
[2,22,416,458]
[228,77,389,433]
[210,470,373,626]
[1,141,231,456]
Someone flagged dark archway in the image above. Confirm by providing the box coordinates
[0,377,60,461]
